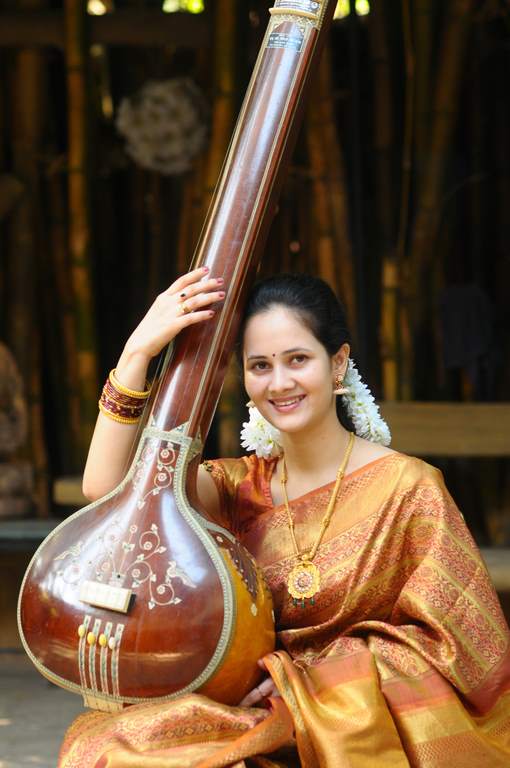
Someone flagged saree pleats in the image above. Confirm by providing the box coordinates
[58,454,510,767]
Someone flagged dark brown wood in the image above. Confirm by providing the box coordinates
[0,10,209,49]
[19,1,339,708]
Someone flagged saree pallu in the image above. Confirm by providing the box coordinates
[59,453,510,767]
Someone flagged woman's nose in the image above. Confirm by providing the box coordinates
[268,365,294,393]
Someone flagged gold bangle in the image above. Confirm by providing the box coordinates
[109,369,151,399]
[98,400,141,425]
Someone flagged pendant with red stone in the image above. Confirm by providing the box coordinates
[287,560,320,607]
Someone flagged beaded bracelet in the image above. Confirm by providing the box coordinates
[98,399,142,425]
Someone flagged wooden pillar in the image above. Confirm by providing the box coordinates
[64,0,99,462]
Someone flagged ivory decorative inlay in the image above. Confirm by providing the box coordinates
[55,516,197,611]
[133,438,177,509]
[53,434,197,611]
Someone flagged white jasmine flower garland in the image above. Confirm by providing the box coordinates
[240,407,282,458]
[342,360,391,446]
[240,359,391,458]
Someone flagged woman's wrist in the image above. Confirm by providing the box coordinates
[114,345,152,391]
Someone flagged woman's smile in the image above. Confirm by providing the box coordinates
[268,394,306,413]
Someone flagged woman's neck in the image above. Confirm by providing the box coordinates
[279,415,350,476]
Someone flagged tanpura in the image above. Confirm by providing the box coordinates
[18,0,338,712]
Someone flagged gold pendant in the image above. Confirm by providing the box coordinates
[287,560,320,607]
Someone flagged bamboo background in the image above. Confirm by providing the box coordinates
[0,0,509,544]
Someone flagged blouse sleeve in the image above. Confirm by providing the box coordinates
[200,457,251,532]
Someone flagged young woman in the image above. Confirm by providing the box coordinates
[59,270,510,767]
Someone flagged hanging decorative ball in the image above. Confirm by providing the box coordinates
[116,78,209,176]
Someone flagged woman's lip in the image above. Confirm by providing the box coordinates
[269,395,306,410]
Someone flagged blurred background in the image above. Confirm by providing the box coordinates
[1,0,510,642]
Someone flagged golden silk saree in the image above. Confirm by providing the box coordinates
[59,453,510,767]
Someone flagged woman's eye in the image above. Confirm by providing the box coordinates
[291,355,307,364]
[252,361,269,371]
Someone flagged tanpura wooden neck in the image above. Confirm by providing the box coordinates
[141,3,337,445]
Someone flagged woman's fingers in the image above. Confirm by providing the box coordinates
[176,277,224,302]
[124,268,224,362]
[257,677,278,697]
[238,676,279,707]
[176,290,225,317]
[168,266,216,296]
[238,687,262,707]
[177,308,216,326]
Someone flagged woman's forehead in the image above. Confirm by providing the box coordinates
[243,307,319,356]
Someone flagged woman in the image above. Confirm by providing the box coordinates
[60,270,510,767]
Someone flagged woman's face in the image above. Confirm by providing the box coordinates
[243,306,347,437]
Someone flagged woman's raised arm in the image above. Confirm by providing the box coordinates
[82,267,225,500]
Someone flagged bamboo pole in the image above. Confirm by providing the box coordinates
[368,0,400,398]
[177,170,197,275]
[306,106,338,291]
[411,0,434,185]
[0,75,6,320]
[46,166,82,472]
[397,0,415,401]
[306,44,357,334]
[201,0,237,213]
[7,0,50,515]
[346,1,367,370]
[127,167,147,321]
[64,0,99,462]
[147,172,162,305]
[493,83,510,546]
[317,44,356,331]
[467,23,484,285]
[398,0,435,401]
[406,0,475,348]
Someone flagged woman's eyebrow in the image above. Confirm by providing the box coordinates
[246,347,312,361]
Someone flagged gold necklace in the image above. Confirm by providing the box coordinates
[281,431,355,607]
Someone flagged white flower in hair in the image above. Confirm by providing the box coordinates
[342,360,391,446]
[240,407,282,458]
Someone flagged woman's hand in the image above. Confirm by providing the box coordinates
[238,659,280,707]
[82,267,225,500]
[239,676,280,707]
[123,266,225,364]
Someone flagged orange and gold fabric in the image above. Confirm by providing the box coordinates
[59,454,510,767]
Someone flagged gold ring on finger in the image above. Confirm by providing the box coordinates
[179,301,192,316]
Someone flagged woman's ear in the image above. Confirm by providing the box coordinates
[332,342,350,374]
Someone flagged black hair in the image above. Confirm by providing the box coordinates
[239,273,355,432]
